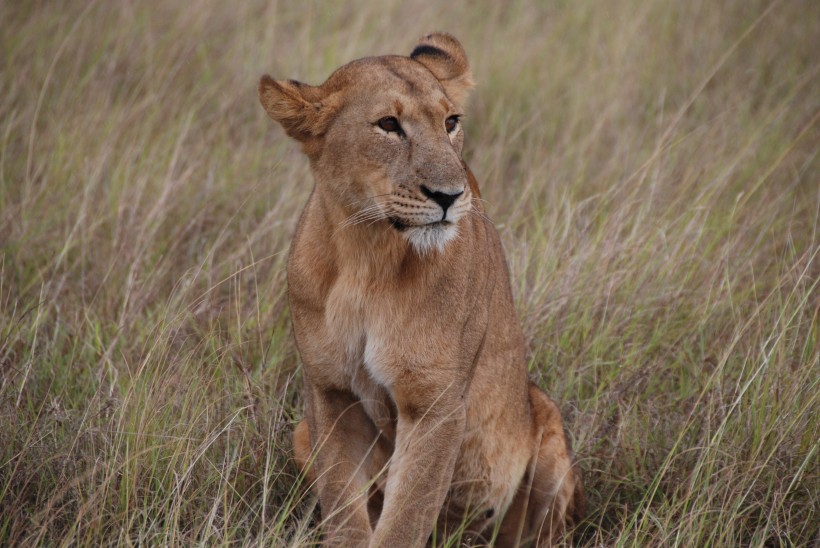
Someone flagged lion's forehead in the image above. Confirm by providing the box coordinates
[326,56,452,115]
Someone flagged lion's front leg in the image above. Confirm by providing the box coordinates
[304,382,386,547]
[370,374,467,548]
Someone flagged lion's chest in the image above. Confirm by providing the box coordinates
[323,276,392,376]
[318,275,401,431]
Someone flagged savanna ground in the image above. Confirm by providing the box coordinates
[1,0,818,545]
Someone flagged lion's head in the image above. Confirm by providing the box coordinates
[259,32,475,253]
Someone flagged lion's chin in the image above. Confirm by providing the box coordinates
[402,221,459,255]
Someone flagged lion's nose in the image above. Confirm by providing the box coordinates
[420,185,463,216]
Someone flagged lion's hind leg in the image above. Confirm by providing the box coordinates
[496,384,584,547]
[293,419,316,486]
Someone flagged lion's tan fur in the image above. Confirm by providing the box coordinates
[259,32,584,547]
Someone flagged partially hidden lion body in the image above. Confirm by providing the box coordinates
[259,32,583,547]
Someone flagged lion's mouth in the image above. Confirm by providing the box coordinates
[388,218,452,232]
[388,217,408,231]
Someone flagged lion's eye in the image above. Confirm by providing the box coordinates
[377,116,401,133]
[445,115,460,133]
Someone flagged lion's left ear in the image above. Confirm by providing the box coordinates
[410,32,474,109]
[258,75,334,143]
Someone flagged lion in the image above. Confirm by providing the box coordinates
[258,32,584,547]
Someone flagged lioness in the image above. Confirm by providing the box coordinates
[259,32,584,547]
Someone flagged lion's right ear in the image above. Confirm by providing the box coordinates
[410,33,474,110]
[258,75,332,142]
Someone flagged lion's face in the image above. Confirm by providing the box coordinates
[319,58,472,252]
[260,34,476,253]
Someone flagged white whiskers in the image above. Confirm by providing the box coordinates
[334,201,391,238]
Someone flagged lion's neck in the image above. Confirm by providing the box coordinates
[312,185,418,281]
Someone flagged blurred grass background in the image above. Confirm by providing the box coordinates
[1,0,818,545]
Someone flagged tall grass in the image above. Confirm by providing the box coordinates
[1,0,817,545]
